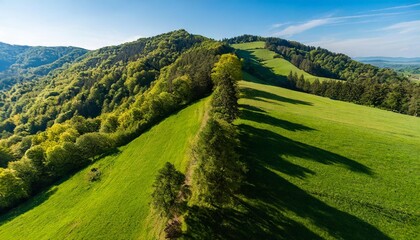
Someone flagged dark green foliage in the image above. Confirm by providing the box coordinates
[223,35,265,44]
[0,147,14,168]
[192,118,244,206]
[151,162,185,218]
[76,132,114,159]
[87,168,101,182]
[289,72,420,115]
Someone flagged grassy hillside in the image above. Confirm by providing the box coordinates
[233,77,420,239]
[233,41,337,83]
[0,98,207,239]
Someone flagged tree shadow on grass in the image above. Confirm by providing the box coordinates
[239,103,266,113]
[0,188,57,225]
[235,49,290,87]
[240,109,315,132]
[240,124,372,175]
[241,87,313,106]
[183,124,388,239]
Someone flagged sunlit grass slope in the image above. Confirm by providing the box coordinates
[233,41,337,83]
[0,98,207,240]
[236,77,420,239]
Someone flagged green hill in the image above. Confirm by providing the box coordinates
[233,41,336,83]
[0,42,87,90]
[0,97,207,239]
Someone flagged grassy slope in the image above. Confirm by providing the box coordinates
[235,77,420,239]
[233,41,337,83]
[0,98,207,240]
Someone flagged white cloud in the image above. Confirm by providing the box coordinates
[383,20,420,34]
[271,23,287,29]
[272,11,406,37]
[274,19,332,37]
[308,34,420,57]
[369,3,420,12]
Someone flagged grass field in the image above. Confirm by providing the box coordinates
[232,41,337,83]
[0,98,207,240]
[232,76,420,239]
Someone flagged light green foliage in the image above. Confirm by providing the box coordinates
[0,168,28,209]
[0,98,206,239]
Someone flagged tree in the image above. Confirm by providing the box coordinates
[210,54,242,122]
[0,168,28,210]
[151,162,185,218]
[76,132,114,159]
[25,145,46,173]
[45,142,87,177]
[192,118,245,206]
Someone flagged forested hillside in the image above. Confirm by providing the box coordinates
[0,42,87,90]
[0,30,418,240]
[0,30,231,211]
[229,37,419,116]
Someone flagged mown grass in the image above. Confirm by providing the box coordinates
[233,41,337,83]
[233,76,420,239]
[0,98,207,240]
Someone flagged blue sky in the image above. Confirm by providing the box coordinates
[0,0,419,57]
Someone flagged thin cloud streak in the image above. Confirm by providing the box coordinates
[369,2,420,12]
[308,34,420,57]
[274,19,331,36]
[273,11,407,37]
[383,20,420,33]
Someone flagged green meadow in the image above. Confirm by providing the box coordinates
[0,98,207,240]
[233,76,420,239]
[233,41,337,83]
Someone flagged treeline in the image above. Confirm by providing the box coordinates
[223,35,265,45]
[225,35,406,83]
[227,35,418,116]
[288,72,420,116]
[151,54,246,239]
[0,31,231,211]
[265,38,405,83]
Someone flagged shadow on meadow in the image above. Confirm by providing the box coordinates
[183,123,387,240]
[0,188,57,226]
[183,70,386,239]
[235,49,290,87]
[241,87,313,106]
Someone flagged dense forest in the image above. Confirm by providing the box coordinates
[227,35,419,116]
[0,30,233,211]
[0,42,87,90]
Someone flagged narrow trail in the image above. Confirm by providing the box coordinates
[184,98,210,186]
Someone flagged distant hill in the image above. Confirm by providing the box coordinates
[0,42,88,90]
[354,57,420,78]
[354,57,420,64]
